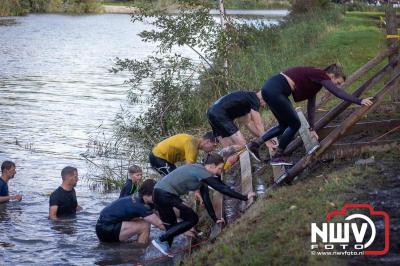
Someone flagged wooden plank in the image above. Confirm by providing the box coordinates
[268,137,286,182]
[318,119,400,139]
[210,174,224,240]
[240,151,253,210]
[320,139,400,160]
[284,61,394,155]
[282,71,400,184]
[296,108,320,154]
[386,8,400,101]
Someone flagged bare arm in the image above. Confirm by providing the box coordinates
[0,196,10,203]
[246,110,264,137]
[143,213,165,231]
[49,205,58,221]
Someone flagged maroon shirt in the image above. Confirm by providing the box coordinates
[283,67,330,102]
[283,66,362,128]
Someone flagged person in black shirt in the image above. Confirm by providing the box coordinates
[0,160,22,203]
[207,91,275,163]
[119,165,142,198]
[96,179,165,244]
[49,166,80,220]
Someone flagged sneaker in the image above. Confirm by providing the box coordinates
[152,239,173,257]
[270,155,293,166]
[246,141,261,162]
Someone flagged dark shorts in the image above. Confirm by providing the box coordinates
[96,221,122,242]
[206,107,239,138]
[149,152,177,176]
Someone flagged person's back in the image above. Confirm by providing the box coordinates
[99,196,152,224]
[152,134,198,164]
[155,164,211,196]
[209,91,260,119]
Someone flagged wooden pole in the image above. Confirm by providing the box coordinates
[386,6,400,101]
[316,49,394,108]
[285,61,394,155]
[282,71,400,184]
[219,0,229,88]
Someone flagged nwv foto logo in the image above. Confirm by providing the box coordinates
[310,203,390,256]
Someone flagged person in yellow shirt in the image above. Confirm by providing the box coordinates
[149,132,218,176]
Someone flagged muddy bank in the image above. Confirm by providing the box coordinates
[347,154,400,265]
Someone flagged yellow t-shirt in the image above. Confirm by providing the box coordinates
[152,134,199,164]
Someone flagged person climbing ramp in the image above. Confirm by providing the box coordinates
[206,90,276,163]
[151,153,256,257]
[246,64,374,166]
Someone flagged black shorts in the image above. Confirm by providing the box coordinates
[96,221,122,242]
[149,152,177,176]
[206,107,238,138]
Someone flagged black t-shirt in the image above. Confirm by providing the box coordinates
[119,179,138,198]
[0,178,9,197]
[49,186,78,217]
[210,91,260,120]
[98,196,153,224]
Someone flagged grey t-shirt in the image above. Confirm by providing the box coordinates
[155,164,211,196]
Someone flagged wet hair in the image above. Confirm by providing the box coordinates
[128,165,142,174]
[202,131,219,143]
[203,153,224,166]
[61,166,78,180]
[324,63,346,81]
[1,161,15,172]
[139,179,156,196]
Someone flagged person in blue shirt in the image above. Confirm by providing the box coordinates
[96,179,165,244]
[0,160,22,203]
[119,165,142,198]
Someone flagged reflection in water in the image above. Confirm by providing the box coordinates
[51,217,78,235]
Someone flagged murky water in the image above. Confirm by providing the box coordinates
[0,12,284,265]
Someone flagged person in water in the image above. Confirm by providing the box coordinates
[149,132,218,176]
[96,179,165,244]
[246,64,374,165]
[151,153,256,257]
[119,165,143,198]
[0,160,22,203]
[206,90,276,162]
[49,166,81,220]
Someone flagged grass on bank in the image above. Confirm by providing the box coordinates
[187,151,399,266]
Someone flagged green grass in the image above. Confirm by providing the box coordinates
[187,151,399,265]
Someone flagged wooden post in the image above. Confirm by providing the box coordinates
[282,71,400,184]
[285,61,394,155]
[386,7,400,101]
[240,151,253,210]
[219,0,229,88]
[268,137,286,182]
[296,108,320,154]
[210,175,224,240]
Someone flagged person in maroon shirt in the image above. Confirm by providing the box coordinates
[246,64,373,165]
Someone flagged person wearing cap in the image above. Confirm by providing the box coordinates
[149,132,218,176]
[119,165,143,198]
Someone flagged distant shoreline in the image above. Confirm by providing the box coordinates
[102,5,139,14]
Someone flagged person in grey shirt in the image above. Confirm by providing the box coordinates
[151,153,256,257]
